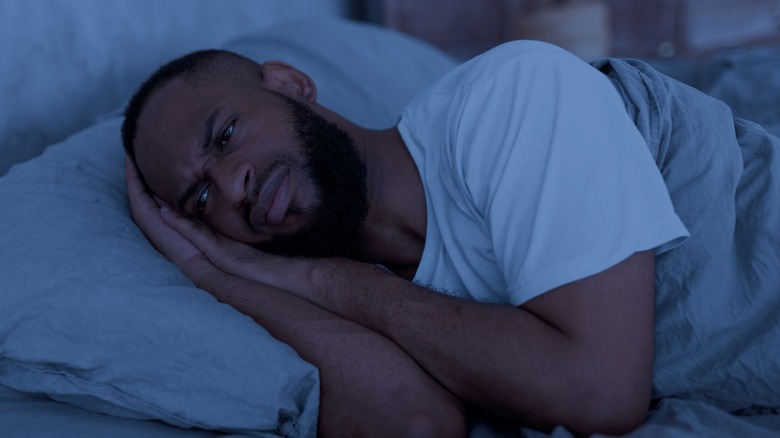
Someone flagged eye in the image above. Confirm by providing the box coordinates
[219,122,234,149]
[195,182,212,214]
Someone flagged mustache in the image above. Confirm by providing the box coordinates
[242,157,293,228]
[243,175,263,226]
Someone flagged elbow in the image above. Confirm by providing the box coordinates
[556,348,653,436]
[507,375,650,436]
[378,380,468,438]
[567,384,650,436]
[409,389,468,438]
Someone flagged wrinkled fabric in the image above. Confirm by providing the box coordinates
[512,398,780,438]
[593,57,780,412]
[699,48,780,136]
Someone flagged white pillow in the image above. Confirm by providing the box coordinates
[0,18,455,436]
[0,117,321,436]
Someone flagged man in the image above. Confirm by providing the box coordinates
[122,41,779,436]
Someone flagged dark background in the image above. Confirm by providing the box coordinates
[349,0,780,61]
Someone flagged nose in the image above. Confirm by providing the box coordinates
[209,159,252,207]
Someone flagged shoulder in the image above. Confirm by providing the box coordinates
[403,40,586,110]
[455,40,591,88]
[408,40,609,126]
[467,40,575,65]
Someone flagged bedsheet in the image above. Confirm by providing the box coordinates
[0,384,229,438]
[515,399,780,438]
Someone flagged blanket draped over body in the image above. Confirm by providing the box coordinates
[594,57,780,413]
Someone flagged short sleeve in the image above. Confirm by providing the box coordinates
[449,42,688,305]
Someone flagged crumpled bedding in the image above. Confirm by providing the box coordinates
[468,48,780,438]
[512,399,780,438]
[651,47,780,137]
[524,51,780,437]
[596,54,780,411]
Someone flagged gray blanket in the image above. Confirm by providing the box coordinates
[652,48,780,137]
[471,50,780,438]
[569,55,780,436]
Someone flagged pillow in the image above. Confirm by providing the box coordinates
[0,18,456,436]
[0,0,348,176]
[0,117,320,437]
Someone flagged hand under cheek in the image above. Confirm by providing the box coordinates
[211,212,275,246]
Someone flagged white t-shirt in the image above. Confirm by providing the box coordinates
[398,41,689,306]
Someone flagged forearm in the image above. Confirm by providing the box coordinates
[153,204,652,434]
[183,259,466,437]
[302,260,575,427]
[283,256,654,435]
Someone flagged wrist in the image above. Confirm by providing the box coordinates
[179,254,223,289]
[298,257,390,306]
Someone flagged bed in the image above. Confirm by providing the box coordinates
[1,1,779,437]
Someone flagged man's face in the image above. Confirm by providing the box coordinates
[134,78,368,257]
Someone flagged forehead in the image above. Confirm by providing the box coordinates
[133,78,225,202]
[135,77,219,155]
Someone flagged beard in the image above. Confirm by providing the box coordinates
[250,94,369,258]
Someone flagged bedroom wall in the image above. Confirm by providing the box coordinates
[374,0,780,60]
[0,0,350,176]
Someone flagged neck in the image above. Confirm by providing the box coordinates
[311,104,427,279]
[350,126,427,279]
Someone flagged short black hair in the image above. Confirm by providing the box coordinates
[121,49,261,160]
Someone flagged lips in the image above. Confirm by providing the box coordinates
[265,172,291,225]
[250,168,291,227]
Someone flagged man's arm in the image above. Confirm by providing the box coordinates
[162,209,656,436]
[296,253,655,436]
[181,257,467,437]
[125,158,466,437]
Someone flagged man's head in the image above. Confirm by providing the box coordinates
[122,50,368,258]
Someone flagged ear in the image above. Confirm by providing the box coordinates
[259,61,317,103]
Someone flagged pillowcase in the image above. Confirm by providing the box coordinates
[0,117,320,437]
[0,17,456,436]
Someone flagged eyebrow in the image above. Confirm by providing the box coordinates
[176,107,222,211]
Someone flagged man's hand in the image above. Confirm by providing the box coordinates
[157,204,300,290]
[230,249,657,436]
[125,156,211,278]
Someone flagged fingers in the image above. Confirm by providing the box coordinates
[124,155,158,215]
[124,155,144,198]
[160,207,222,257]
[123,158,213,256]
[153,195,169,209]
[124,156,208,270]
[159,207,268,283]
